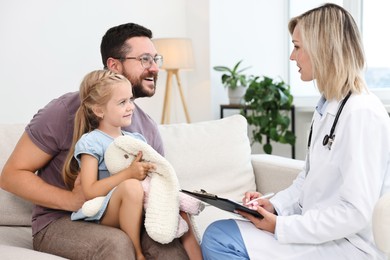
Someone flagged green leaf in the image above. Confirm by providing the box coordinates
[213,66,232,72]
[284,131,296,145]
[263,143,272,154]
[269,128,279,141]
[232,60,243,72]
[253,131,263,144]
[258,116,269,128]
[242,74,296,154]
[213,60,251,89]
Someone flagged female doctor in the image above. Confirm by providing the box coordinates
[201,3,390,260]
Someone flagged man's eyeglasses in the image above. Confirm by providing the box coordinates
[116,54,163,69]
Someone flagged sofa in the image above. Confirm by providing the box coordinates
[0,115,389,259]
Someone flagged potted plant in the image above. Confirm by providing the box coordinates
[213,60,251,104]
[243,75,296,154]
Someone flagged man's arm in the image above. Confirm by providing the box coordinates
[0,132,85,211]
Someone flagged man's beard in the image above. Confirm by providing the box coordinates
[125,71,157,98]
[132,81,153,98]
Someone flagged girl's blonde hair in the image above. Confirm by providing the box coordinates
[289,3,367,100]
[63,70,130,189]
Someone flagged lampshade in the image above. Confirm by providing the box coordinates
[153,38,195,70]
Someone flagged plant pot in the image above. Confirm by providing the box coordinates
[228,86,247,104]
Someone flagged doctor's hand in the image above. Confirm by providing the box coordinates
[243,191,275,213]
[237,206,277,234]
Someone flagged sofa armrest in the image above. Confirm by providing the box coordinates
[251,154,304,194]
[372,193,390,255]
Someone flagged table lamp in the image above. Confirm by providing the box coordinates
[153,38,194,124]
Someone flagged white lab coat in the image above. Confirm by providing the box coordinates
[237,92,390,260]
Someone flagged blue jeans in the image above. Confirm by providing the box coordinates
[201,219,249,260]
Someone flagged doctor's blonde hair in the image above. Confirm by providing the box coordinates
[288,3,367,100]
[62,70,131,189]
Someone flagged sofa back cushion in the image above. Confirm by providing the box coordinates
[0,115,255,227]
[158,115,256,201]
[0,124,34,226]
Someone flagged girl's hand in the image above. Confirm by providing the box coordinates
[127,151,156,180]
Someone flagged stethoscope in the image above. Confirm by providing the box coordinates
[307,91,352,150]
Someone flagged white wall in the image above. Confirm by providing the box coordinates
[0,0,315,159]
[210,0,289,119]
[209,0,294,157]
[0,0,207,124]
[0,0,290,125]
[137,0,211,124]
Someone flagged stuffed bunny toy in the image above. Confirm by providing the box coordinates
[80,135,204,244]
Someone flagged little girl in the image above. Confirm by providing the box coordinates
[63,70,202,260]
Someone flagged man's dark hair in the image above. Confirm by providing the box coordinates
[100,23,153,68]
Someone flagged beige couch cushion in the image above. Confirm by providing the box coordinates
[0,124,26,174]
[0,124,33,226]
[252,154,303,194]
[158,115,256,201]
[1,116,255,238]
[159,115,256,236]
[0,244,67,260]
[373,193,390,255]
[0,190,33,226]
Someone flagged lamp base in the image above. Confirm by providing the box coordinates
[161,69,191,124]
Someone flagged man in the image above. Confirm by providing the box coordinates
[0,23,189,260]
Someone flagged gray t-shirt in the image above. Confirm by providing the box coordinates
[26,91,164,235]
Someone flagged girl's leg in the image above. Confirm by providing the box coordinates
[101,179,145,260]
[180,211,203,260]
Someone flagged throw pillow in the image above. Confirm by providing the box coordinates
[158,115,255,202]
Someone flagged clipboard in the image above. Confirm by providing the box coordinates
[180,189,263,219]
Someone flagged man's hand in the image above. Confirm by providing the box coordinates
[70,174,86,211]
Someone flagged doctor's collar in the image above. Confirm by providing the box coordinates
[316,95,327,117]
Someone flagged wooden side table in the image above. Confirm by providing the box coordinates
[220,104,248,118]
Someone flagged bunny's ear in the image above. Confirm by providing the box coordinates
[113,135,144,156]
[113,134,163,164]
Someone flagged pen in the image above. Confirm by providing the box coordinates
[246,192,275,205]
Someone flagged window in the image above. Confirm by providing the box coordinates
[362,0,390,89]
